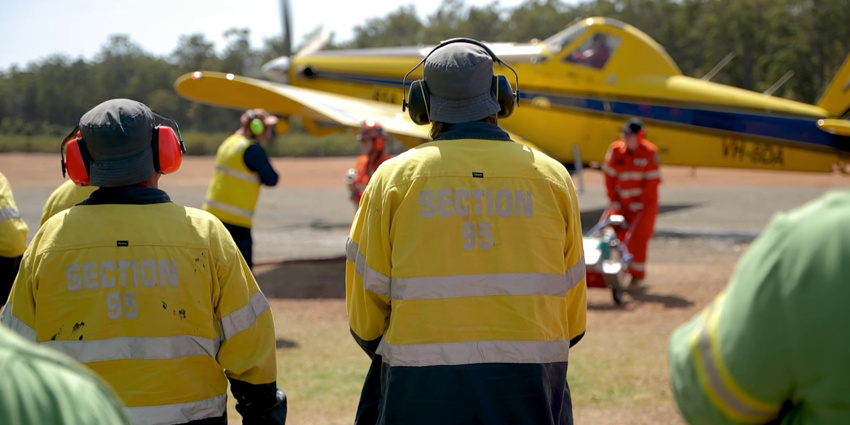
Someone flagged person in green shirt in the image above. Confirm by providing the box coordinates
[668,188,850,425]
[0,322,132,424]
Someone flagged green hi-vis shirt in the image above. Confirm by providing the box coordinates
[0,322,132,424]
[668,188,850,425]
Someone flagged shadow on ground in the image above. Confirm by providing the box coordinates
[581,203,701,233]
[255,257,346,299]
[587,286,694,311]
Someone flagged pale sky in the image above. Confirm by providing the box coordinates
[0,0,580,70]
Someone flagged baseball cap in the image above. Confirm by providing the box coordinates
[622,117,644,134]
[423,42,502,123]
[78,98,158,187]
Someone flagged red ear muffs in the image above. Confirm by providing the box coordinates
[61,111,187,184]
[61,129,92,186]
[373,136,385,152]
[637,129,646,140]
[152,125,184,174]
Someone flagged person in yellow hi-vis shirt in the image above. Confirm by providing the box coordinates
[0,171,28,310]
[345,39,586,425]
[203,109,280,270]
[40,179,98,226]
[1,98,287,425]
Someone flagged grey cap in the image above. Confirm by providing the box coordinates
[79,99,157,187]
[423,42,502,124]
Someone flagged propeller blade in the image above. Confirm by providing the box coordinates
[294,25,332,59]
[281,0,292,57]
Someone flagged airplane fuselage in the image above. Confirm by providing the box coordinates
[277,18,850,173]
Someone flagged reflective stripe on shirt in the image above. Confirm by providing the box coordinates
[215,164,260,184]
[43,334,221,363]
[347,238,585,300]
[618,188,643,198]
[601,164,617,177]
[346,238,391,298]
[125,393,227,425]
[0,206,20,222]
[376,339,570,367]
[220,290,271,340]
[0,304,36,342]
[203,199,254,218]
[692,296,780,422]
[644,169,661,180]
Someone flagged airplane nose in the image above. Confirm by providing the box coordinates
[261,57,291,82]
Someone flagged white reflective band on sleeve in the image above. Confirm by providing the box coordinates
[125,393,227,425]
[565,253,586,290]
[618,188,643,198]
[346,238,391,298]
[203,199,254,218]
[0,206,21,222]
[215,165,260,184]
[628,202,644,212]
[601,164,617,177]
[695,302,778,421]
[618,171,644,181]
[220,291,270,340]
[630,262,645,271]
[377,339,570,367]
[0,304,37,342]
[644,169,661,180]
[43,334,221,363]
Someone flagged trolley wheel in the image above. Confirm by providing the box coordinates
[612,288,625,305]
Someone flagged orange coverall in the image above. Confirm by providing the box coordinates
[602,138,661,279]
[349,150,390,205]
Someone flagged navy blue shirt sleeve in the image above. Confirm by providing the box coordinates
[243,144,279,186]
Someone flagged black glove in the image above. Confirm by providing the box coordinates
[238,387,287,425]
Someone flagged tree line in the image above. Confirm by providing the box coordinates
[1,0,849,137]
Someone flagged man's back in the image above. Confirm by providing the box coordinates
[0,323,132,425]
[347,128,586,425]
[3,187,277,424]
[669,188,850,424]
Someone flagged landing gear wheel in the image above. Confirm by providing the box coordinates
[603,272,627,306]
[612,288,625,305]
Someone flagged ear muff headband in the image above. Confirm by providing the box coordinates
[61,110,187,185]
[245,110,266,137]
[401,37,520,125]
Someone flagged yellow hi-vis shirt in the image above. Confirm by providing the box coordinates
[203,134,262,228]
[346,124,587,423]
[1,187,278,425]
[40,179,98,226]
[0,171,27,258]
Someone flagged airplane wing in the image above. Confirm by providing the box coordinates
[173,71,543,151]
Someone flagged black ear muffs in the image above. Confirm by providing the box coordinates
[402,38,520,126]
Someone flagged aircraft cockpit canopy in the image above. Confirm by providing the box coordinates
[543,22,587,54]
[563,31,622,70]
[544,20,624,70]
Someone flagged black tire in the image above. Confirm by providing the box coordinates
[612,288,625,305]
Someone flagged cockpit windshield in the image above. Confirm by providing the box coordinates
[543,22,587,54]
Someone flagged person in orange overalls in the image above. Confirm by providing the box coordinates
[602,118,661,288]
[345,120,391,208]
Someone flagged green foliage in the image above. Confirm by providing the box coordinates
[0,131,359,157]
[1,0,849,156]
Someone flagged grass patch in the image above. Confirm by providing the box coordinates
[225,300,370,425]
[0,131,361,157]
[223,299,678,424]
[569,330,675,408]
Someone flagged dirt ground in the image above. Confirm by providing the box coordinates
[0,153,835,424]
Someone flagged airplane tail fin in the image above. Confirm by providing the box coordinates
[816,50,850,117]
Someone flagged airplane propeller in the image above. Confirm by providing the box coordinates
[261,0,332,83]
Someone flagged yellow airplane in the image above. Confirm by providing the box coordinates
[174,16,850,174]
